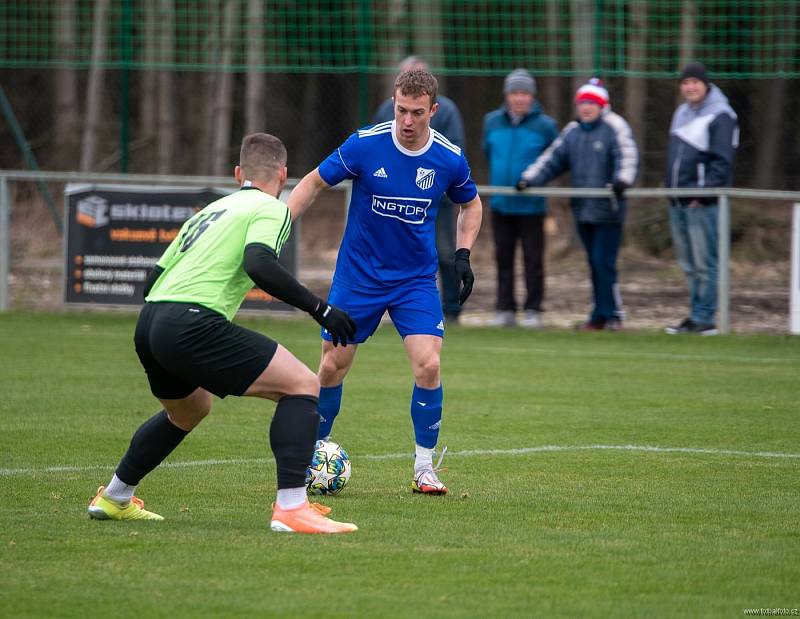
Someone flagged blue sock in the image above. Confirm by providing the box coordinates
[317,384,343,440]
[410,384,443,449]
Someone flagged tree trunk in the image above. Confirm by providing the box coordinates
[382,0,408,98]
[157,0,176,173]
[80,0,111,171]
[754,3,795,188]
[538,0,564,125]
[570,0,595,93]
[624,1,648,179]
[245,0,266,134]
[54,0,79,168]
[678,0,697,69]
[412,0,445,90]
[139,0,158,162]
[201,1,221,174]
[210,0,238,176]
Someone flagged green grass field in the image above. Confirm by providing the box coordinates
[1,312,799,618]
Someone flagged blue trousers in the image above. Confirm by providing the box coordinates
[576,222,623,324]
[669,204,718,325]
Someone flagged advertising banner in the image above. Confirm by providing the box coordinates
[64,184,296,311]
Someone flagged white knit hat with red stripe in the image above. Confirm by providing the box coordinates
[575,78,609,107]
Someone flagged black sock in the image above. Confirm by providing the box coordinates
[115,410,190,485]
[270,395,320,489]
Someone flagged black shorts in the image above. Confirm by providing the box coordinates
[134,302,278,399]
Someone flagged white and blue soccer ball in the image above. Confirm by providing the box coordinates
[305,440,351,495]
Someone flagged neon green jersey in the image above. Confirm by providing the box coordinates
[146,188,291,320]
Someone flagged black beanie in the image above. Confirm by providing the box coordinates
[680,62,710,85]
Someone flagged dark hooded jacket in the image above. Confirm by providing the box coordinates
[665,84,738,205]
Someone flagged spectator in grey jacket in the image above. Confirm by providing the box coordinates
[518,79,638,330]
[374,56,466,324]
[664,63,738,336]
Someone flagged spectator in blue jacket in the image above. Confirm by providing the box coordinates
[664,63,738,336]
[483,69,558,328]
[519,79,639,331]
[374,56,466,324]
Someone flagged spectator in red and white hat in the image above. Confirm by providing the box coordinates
[518,78,639,330]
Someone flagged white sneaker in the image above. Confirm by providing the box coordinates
[489,310,516,327]
[411,446,448,495]
[519,310,543,329]
[411,469,448,495]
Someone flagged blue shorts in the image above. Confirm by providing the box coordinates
[322,278,444,344]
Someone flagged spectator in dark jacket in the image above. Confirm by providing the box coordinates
[482,68,558,328]
[664,63,738,336]
[519,78,638,331]
[374,56,466,324]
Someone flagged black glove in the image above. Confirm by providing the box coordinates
[454,248,474,306]
[516,179,529,192]
[311,301,356,347]
[612,180,629,199]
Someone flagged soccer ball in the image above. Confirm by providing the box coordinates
[306,440,351,495]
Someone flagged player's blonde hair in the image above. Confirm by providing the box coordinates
[394,69,438,108]
[239,133,287,183]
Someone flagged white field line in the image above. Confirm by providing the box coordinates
[1,444,798,477]
[357,337,800,365]
[467,345,800,365]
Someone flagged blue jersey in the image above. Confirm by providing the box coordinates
[318,120,478,289]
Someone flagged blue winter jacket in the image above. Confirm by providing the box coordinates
[665,85,738,206]
[482,103,558,215]
[521,109,639,224]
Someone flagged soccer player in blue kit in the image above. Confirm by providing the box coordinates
[288,69,483,495]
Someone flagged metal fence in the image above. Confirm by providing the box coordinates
[2,168,800,334]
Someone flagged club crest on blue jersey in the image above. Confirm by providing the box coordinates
[415,167,435,190]
[371,195,432,224]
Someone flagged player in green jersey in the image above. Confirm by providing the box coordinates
[88,133,358,534]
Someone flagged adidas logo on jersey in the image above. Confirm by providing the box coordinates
[373,167,388,178]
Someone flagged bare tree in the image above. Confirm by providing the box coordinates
[139,0,158,163]
[755,3,795,187]
[201,1,222,174]
[678,0,697,69]
[412,0,445,90]
[244,0,266,134]
[54,0,79,168]
[80,0,111,171]
[570,0,595,92]
[381,0,408,97]
[538,0,564,125]
[157,0,177,172]
[210,0,239,176]
[624,1,648,178]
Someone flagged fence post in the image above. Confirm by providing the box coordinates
[0,176,9,311]
[791,203,800,334]
[718,192,731,334]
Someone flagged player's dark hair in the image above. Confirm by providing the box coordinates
[394,69,438,107]
[239,133,287,183]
